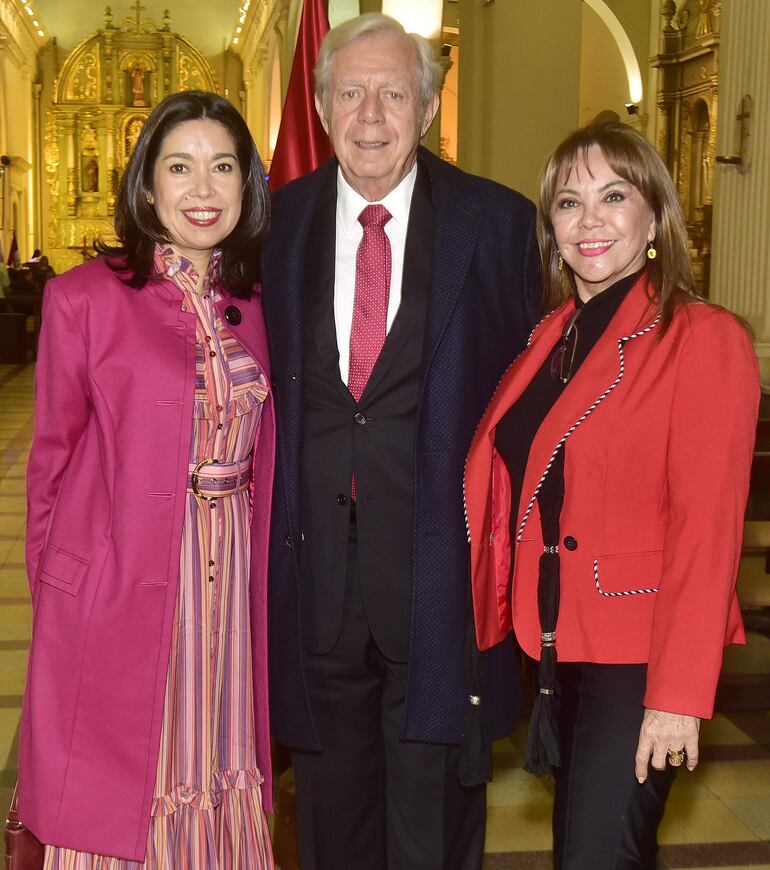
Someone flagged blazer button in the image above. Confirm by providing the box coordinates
[224,305,242,325]
[289,371,298,380]
[563,536,578,551]
[354,412,367,426]
[336,493,347,506]
[284,535,293,548]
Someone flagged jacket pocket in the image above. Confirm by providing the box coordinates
[39,545,90,596]
[592,550,662,597]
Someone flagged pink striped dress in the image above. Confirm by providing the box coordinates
[44,248,275,869]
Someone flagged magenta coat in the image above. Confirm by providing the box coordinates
[19,257,275,861]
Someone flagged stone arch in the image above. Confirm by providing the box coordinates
[583,0,643,104]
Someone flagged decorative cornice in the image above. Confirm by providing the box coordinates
[1,0,46,70]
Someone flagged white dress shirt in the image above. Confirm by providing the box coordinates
[334,163,418,385]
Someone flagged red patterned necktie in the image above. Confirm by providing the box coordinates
[348,204,392,402]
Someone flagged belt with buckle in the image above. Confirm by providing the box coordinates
[188,457,253,501]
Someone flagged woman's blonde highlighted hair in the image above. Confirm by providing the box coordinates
[538,122,694,333]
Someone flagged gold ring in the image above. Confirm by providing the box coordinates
[667,748,685,766]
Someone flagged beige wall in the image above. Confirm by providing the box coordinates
[456,0,582,202]
[454,0,650,201]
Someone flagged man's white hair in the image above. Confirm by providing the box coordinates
[314,13,442,121]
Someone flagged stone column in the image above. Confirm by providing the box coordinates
[710,0,770,381]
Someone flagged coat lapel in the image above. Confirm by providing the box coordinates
[359,161,434,402]
[305,172,352,403]
[420,153,485,374]
[515,279,660,541]
[261,159,339,533]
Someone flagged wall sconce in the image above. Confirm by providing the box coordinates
[716,94,752,174]
[624,103,639,115]
[381,0,443,40]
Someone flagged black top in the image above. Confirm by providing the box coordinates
[495,270,642,554]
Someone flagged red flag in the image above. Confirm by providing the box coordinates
[6,231,18,266]
[268,0,334,191]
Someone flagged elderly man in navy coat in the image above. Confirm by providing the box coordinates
[261,12,540,870]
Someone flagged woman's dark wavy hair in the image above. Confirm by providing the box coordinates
[97,90,269,298]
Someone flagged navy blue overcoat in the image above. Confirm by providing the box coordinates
[261,148,540,750]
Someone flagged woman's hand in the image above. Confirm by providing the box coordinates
[634,708,701,783]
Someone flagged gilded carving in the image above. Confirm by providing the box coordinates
[696,0,719,38]
[674,1,690,31]
[67,168,77,217]
[123,115,146,166]
[653,0,717,295]
[119,0,156,35]
[47,7,222,271]
[65,50,99,102]
[178,52,207,91]
[44,113,61,249]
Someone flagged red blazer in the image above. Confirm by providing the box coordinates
[464,277,759,719]
[20,258,275,860]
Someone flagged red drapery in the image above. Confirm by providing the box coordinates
[268,0,334,191]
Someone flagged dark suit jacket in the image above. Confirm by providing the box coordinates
[299,164,434,661]
[262,148,540,750]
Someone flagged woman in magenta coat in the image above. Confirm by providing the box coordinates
[19,92,276,866]
[464,123,759,868]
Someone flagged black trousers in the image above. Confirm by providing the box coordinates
[292,526,486,870]
[552,662,676,870]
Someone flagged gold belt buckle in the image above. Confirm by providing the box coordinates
[191,458,218,501]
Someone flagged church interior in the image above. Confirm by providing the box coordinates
[1,0,770,866]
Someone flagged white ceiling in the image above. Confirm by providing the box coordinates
[35,0,241,56]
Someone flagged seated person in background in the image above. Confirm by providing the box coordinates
[7,267,35,294]
[29,256,56,292]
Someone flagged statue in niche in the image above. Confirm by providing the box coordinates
[83,157,99,192]
[130,66,147,106]
[81,123,98,151]
[80,124,100,193]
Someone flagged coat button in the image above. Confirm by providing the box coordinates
[289,371,298,380]
[284,535,293,548]
[336,493,347,506]
[354,412,367,425]
[224,305,242,325]
[563,536,578,551]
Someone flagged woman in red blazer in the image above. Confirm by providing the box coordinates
[18,92,276,866]
[465,123,759,868]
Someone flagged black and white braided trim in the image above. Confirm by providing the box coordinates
[515,316,661,544]
[592,559,658,597]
